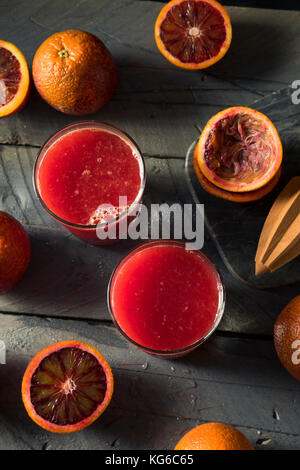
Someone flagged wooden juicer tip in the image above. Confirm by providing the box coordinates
[255,177,300,276]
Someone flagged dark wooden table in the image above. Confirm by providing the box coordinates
[0,0,300,450]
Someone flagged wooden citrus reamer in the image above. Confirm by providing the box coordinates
[255,177,300,275]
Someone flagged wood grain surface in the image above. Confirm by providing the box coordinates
[1,313,300,450]
[0,0,300,450]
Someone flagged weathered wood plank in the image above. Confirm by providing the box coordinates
[0,313,299,450]
[0,0,300,453]
[140,0,300,11]
[0,1,299,155]
[0,81,260,158]
[0,143,296,335]
[0,151,181,318]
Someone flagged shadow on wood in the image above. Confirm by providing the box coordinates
[211,16,292,84]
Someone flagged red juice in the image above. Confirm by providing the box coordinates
[34,123,145,244]
[109,241,225,357]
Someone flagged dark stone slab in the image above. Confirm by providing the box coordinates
[186,87,300,289]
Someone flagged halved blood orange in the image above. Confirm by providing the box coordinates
[193,152,282,202]
[154,0,232,70]
[22,341,114,433]
[194,107,283,193]
[0,40,30,118]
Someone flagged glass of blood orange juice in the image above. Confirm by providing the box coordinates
[33,122,145,244]
[108,240,225,358]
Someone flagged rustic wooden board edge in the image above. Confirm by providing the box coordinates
[1,312,300,449]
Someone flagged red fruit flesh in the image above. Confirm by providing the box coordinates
[159,0,227,64]
[204,113,277,186]
[0,47,21,106]
[30,347,107,426]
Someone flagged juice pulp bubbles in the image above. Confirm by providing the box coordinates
[34,123,145,244]
[108,241,225,357]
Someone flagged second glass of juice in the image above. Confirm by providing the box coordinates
[108,240,225,358]
[33,122,146,244]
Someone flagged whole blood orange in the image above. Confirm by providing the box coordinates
[0,40,30,118]
[0,212,30,294]
[274,296,300,382]
[154,0,232,70]
[22,341,114,433]
[194,107,283,193]
[193,151,282,202]
[32,30,117,115]
[174,422,254,450]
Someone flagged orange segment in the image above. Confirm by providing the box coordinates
[0,40,30,118]
[155,0,232,70]
[194,107,283,193]
[22,341,114,433]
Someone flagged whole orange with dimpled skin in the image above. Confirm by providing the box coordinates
[0,211,30,294]
[175,422,254,450]
[32,30,117,115]
[274,296,300,382]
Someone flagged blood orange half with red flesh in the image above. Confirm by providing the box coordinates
[155,0,232,70]
[22,341,114,433]
[193,151,281,202]
[195,107,283,193]
[0,40,30,118]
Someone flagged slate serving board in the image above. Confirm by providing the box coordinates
[185,87,300,289]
